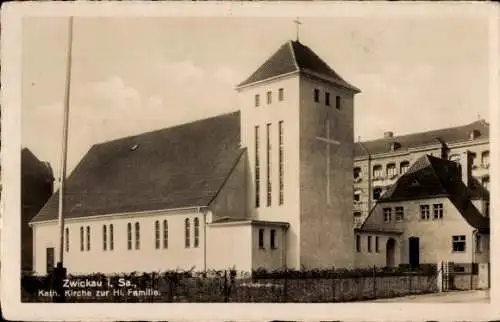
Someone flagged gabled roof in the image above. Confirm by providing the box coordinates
[237,40,360,92]
[31,112,244,223]
[377,155,489,231]
[355,119,489,158]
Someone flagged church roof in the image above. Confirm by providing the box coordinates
[237,40,360,92]
[31,112,243,223]
[355,119,489,158]
[376,155,489,231]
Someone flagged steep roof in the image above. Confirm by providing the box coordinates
[237,40,360,92]
[31,112,244,223]
[355,120,489,158]
[377,155,489,231]
[21,148,54,181]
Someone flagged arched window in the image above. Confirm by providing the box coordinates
[127,223,132,250]
[163,220,168,249]
[194,218,200,248]
[185,218,190,248]
[373,165,383,178]
[80,226,84,251]
[373,187,382,200]
[155,221,160,249]
[65,228,69,252]
[109,224,114,251]
[400,161,410,174]
[103,225,107,251]
[86,226,91,251]
[135,222,140,250]
[482,151,489,167]
[386,163,397,177]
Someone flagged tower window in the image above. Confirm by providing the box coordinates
[127,223,132,250]
[255,94,260,107]
[267,91,272,104]
[279,121,284,205]
[278,88,284,101]
[155,221,160,249]
[163,220,168,249]
[336,96,341,110]
[373,187,382,200]
[314,88,320,103]
[134,222,140,250]
[258,229,265,249]
[103,225,107,251]
[86,226,91,251]
[109,224,114,251]
[266,123,272,207]
[270,229,277,249]
[185,218,190,248]
[325,92,331,106]
[255,126,260,208]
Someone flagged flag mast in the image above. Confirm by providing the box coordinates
[57,16,74,274]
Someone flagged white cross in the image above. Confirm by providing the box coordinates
[294,18,302,41]
[316,119,341,205]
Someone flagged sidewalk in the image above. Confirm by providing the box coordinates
[371,289,490,303]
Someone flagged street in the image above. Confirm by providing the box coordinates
[371,290,490,303]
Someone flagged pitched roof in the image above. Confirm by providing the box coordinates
[21,148,54,180]
[31,112,244,223]
[378,155,489,231]
[237,40,360,92]
[355,120,489,158]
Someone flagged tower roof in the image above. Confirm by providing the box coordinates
[237,40,360,92]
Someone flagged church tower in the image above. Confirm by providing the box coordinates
[236,39,360,269]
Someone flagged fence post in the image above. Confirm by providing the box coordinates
[372,266,377,299]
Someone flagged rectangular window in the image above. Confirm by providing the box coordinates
[194,218,200,248]
[155,221,160,249]
[258,229,265,249]
[387,164,397,177]
[86,226,91,251]
[135,222,140,250]
[109,224,114,251]
[476,235,482,253]
[255,126,260,208]
[383,208,392,223]
[375,236,380,252]
[266,123,272,207]
[270,229,277,249]
[395,207,404,222]
[185,218,190,248]
[367,236,372,252]
[452,235,466,252]
[356,235,361,252]
[65,228,69,253]
[279,121,284,205]
[163,220,168,249]
[103,225,107,251]
[373,165,383,178]
[127,223,132,250]
[267,91,272,104]
[255,94,260,107]
[335,95,341,110]
[278,88,284,101]
[433,203,443,219]
[314,88,320,103]
[80,227,84,252]
[482,151,489,167]
[325,92,331,106]
[420,205,430,220]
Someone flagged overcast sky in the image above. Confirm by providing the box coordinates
[21,14,491,179]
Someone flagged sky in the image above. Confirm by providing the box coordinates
[21,14,492,180]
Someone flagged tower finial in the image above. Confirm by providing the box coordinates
[294,17,302,42]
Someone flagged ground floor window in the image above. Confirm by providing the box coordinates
[452,235,466,252]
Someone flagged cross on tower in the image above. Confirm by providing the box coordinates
[294,18,302,41]
[316,117,340,205]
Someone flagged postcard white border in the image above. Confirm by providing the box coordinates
[1,1,499,321]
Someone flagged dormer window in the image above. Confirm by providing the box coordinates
[130,144,139,151]
[314,89,320,103]
[469,130,480,140]
[389,142,400,152]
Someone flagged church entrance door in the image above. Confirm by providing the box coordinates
[408,237,420,269]
[386,238,396,267]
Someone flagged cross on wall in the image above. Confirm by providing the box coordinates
[316,118,341,205]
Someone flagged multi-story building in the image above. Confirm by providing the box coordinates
[353,120,490,227]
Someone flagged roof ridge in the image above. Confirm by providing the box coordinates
[288,40,300,71]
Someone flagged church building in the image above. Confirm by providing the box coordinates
[30,40,361,275]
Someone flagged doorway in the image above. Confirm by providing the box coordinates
[408,237,420,269]
[46,247,55,274]
[386,238,396,267]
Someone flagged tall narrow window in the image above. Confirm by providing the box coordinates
[278,88,284,101]
[395,207,404,222]
[367,236,372,252]
[375,236,380,252]
[194,218,200,248]
[270,229,277,249]
[314,88,320,103]
[86,226,91,251]
[65,228,69,252]
[135,222,140,250]
[155,221,160,249]
[255,126,260,208]
[279,121,284,205]
[185,218,190,248]
[356,235,361,252]
[482,151,489,167]
[127,223,132,250]
[163,220,168,249]
[420,205,430,220]
[103,225,107,251]
[80,227,84,252]
[255,94,260,107]
[258,229,264,249]
[400,161,410,174]
[325,92,331,106]
[109,224,114,251]
[267,91,272,104]
[476,235,482,253]
[433,204,443,219]
[266,123,272,207]
[383,208,392,223]
[335,95,341,110]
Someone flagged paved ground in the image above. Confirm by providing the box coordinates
[372,289,490,303]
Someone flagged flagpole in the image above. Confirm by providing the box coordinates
[54,16,73,302]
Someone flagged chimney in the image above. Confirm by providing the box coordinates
[459,151,471,187]
[384,131,394,138]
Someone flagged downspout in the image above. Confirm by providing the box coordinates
[203,209,207,272]
[471,229,478,290]
[359,141,372,220]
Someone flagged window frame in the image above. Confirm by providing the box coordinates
[185,218,191,248]
[452,235,466,252]
[420,204,430,220]
[395,206,404,222]
[270,229,277,249]
[255,94,260,107]
[314,88,320,103]
[383,207,392,223]
[258,228,265,249]
[278,88,284,101]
